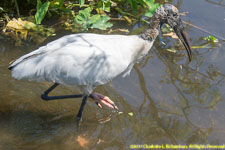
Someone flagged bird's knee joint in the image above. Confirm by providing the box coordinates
[41,93,50,101]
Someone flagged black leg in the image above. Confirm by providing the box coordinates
[41,83,92,121]
[76,95,88,121]
[41,83,83,101]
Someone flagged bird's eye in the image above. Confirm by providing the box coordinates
[173,13,178,17]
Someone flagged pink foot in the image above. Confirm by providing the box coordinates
[91,93,118,110]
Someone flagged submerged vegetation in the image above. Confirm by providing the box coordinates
[0,0,160,45]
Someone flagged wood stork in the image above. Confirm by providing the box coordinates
[9,4,192,121]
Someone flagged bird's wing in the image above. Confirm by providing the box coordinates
[10,34,145,87]
[9,34,85,70]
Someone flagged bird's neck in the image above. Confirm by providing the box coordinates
[140,14,160,41]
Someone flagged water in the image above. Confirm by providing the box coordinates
[1,0,225,149]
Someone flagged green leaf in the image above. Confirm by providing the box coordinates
[144,10,154,17]
[128,0,138,13]
[35,0,50,24]
[143,0,155,7]
[91,16,113,30]
[97,0,111,13]
[83,15,100,29]
[143,0,160,17]
[87,15,101,24]
[161,24,173,33]
[50,0,64,8]
[74,7,112,30]
[204,36,219,43]
[79,0,85,7]
[0,7,5,13]
[37,0,42,10]
[103,1,111,12]
[75,7,92,25]
[138,0,145,6]
[61,8,71,14]
[191,44,211,49]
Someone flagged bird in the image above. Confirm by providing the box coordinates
[8,4,192,121]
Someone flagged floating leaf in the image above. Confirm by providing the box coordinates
[179,65,183,69]
[204,36,219,43]
[179,11,189,16]
[4,18,55,45]
[98,114,113,123]
[5,18,36,30]
[161,24,173,33]
[163,32,178,39]
[118,111,123,114]
[161,41,166,45]
[35,0,50,24]
[128,112,134,116]
[167,48,177,53]
[76,135,88,148]
[191,44,211,49]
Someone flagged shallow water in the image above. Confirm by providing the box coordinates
[1,0,225,149]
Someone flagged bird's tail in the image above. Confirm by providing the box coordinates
[8,59,16,70]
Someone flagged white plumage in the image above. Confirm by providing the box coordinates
[9,4,192,120]
[10,33,153,94]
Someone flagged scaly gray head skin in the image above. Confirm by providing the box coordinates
[142,4,192,61]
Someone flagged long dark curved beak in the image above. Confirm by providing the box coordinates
[173,20,192,62]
